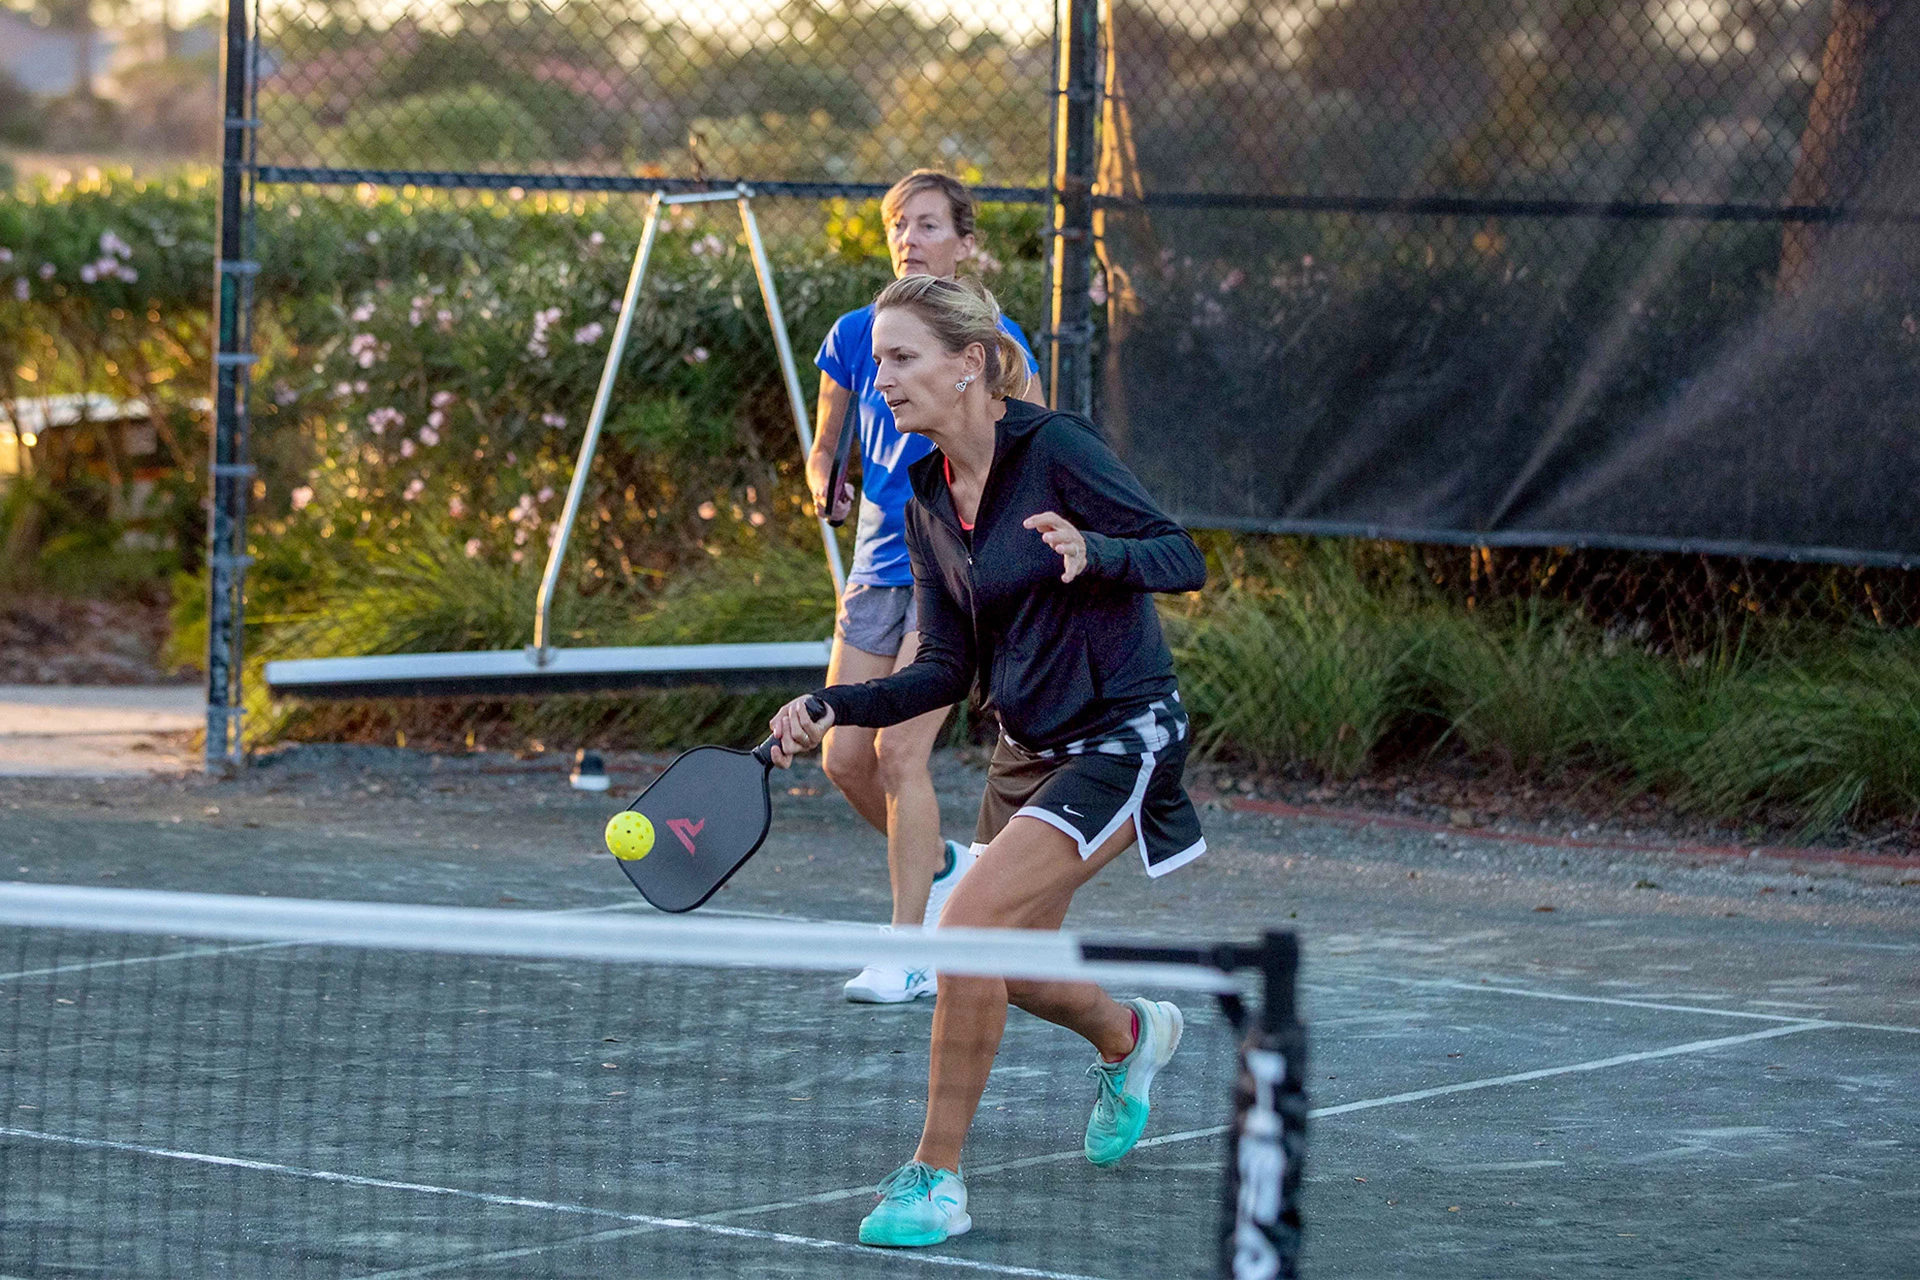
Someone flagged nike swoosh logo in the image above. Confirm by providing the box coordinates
[1061,805,1084,817]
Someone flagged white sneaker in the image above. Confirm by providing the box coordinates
[843,926,937,1004]
[923,840,976,929]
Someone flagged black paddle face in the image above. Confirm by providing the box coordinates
[616,745,773,912]
[825,386,858,527]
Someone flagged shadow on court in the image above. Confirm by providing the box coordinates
[1,744,1915,1278]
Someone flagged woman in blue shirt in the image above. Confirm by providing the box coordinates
[807,171,1040,1004]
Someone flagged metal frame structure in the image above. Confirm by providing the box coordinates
[264,188,849,704]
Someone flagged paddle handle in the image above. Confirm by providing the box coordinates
[825,381,859,527]
[752,696,829,766]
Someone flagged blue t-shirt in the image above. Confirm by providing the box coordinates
[816,304,1039,586]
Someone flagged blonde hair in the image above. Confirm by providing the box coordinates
[872,275,1028,400]
[880,170,977,240]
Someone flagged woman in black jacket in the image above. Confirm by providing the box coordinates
[767,274,1208,1248]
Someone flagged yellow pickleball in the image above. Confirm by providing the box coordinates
[605,811,655,861]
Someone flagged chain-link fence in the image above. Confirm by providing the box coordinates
[202,0,1920,837]
[1096,0,1920,564]
[250,0,1055,190]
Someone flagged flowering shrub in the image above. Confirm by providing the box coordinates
[0,168,1044,624]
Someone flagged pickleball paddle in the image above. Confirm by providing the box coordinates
[610,696,828,912]
[824,386,858,527]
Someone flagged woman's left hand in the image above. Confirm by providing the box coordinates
[1024,510,1088,583]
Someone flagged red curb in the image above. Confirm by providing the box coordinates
[1206,793,1920,870]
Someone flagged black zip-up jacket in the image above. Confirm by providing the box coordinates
[815,397,1206,751]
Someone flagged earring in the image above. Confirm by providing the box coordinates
[955,376,975,393]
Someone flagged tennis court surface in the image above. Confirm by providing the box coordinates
[2,751,1916,1277]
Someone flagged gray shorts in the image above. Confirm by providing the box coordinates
[835,583,918,658]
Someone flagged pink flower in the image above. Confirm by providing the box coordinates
[400,439,416,458]
[431,390,455,409]
[449,496,467,519]
[541,412,567,429]
[436,309,453,331]
[573,321,604,346]
[290,486,315,511]
[418,425,440,446]
[697,501,717,520]
[351,301,376,323]
[366,407,405,435]
[464,537,483,558]
[403,478,425,501]
[536,487,554,503]
[526,306,565,358]
[79,264,98,283]
[684,347,709,365]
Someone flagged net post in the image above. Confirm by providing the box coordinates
[1220,930,1305,1279]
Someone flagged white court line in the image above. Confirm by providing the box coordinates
[0,939,299,983]
[1358,973,1920,1036]
[685,1021,1840,1229]
[0,1126,1108,1280]
[1309,1023,1825,1117]
[0,1020,1851,1277]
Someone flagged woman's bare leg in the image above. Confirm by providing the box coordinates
[821,631,952,926]
[911,816,1139,1171]
[819,637,891,833]
[873,631,953,925]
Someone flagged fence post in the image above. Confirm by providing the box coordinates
[1048,0,1100,416]
[206,0,255,770]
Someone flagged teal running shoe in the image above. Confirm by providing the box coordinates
[858,1161,971,1247]
[1084,997,1184,1167]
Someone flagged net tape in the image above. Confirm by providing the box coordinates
[0,883,1243,994]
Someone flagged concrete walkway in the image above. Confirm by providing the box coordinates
[0,685,200,776]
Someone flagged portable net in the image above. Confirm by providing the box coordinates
[0,885,1302,1279]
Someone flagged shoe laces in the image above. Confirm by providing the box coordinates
[875,1161,940,1205]
[1086,1058,1127,1126]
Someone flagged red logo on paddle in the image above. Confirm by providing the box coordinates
[666,818,705,854]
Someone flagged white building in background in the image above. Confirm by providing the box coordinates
[0,10,118,97]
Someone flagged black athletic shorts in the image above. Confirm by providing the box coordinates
[973,694,1206,878]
